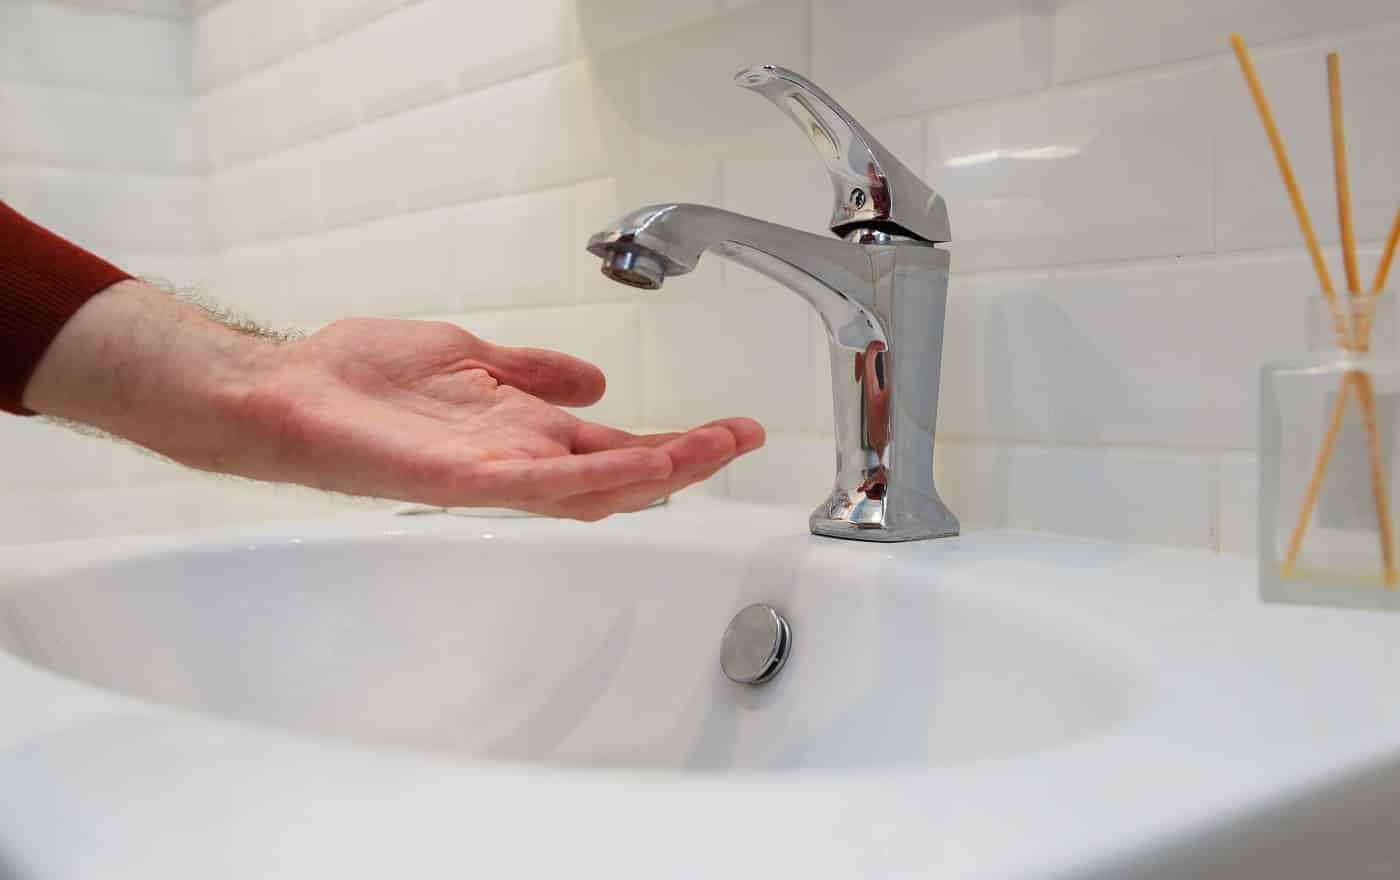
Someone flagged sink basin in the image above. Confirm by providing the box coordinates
[5,500,1400,879]
[0,518,1133,772]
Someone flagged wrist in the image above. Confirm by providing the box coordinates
[24,279,283,471]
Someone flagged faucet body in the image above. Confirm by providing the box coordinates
[587,67,958,541]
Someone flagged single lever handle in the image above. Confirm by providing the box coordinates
[735,65,950,244]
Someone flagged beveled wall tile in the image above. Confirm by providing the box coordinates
[1054,0,1400,85]
[569,0,719,55]
[938,255,1311,449]
[449,0,573,93]
[1216,22,1400,254]
[636,0,809,164]
[0,1,189,96]
[926,65,1215,271]
[1215,451,1259,556]
[812,0,1052,121]
[950,442,1215,547]
[640,286,814,432]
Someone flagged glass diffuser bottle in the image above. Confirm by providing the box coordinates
[1260,292,1400,609]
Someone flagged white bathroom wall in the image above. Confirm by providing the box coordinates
[0,0,353,542]
[4,0,1400,550]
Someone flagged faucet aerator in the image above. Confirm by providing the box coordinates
[600,248,665,290]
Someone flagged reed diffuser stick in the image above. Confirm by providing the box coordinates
[1230,35,1395,582]
[1282,376,1354,574]
[1353,205,1400,349]
[1281,209,1400,579]
[1228,34,1349,347]
[1374,205,1400,298]
[1329,54,1363,312]
[1327,53,1396,584]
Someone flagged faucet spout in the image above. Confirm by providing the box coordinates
[588,204,884,351]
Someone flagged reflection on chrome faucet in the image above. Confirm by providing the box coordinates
[587,66,958,542]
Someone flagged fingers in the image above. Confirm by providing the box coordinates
[470,340,607,407]
[538,421,764,521]
[571,417,766,456]
[452,446,673,503]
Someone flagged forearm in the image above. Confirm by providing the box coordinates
[24,279,278,473]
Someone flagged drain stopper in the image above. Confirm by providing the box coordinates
[720,604,791,685]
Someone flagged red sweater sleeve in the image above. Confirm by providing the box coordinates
[0,201,132,415]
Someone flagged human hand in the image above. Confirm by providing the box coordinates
[236,317,764,519]
[25,281,764,520]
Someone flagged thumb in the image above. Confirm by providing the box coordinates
[472,340,607,407]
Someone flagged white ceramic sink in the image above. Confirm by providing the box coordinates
[3,499,1400,878]
[0,514,1133,773]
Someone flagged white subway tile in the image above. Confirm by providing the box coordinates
[454,187,574,311]
[306,189,569,324]
[569,0,719,55]
[335,1,457,120]
[637,0,809,164]
[315,123,404,228]
[287,228,378,322]
[259,44,361,151]
[0,419,146,489]
[238,0,315,73]
[938,255,1310,449]
[556,50,639,185]
[206,48,356,167]
[0,483,359,547]
[448,0,573,93]
[64,0,190,18]
[720,147,832,239]
[932,440,1011,530]
[303,0,413,39]
[0,1,189,96]
[240,146,324,241]
[202,75,281,164]
[195,89,242,168]
[373,97,478,216]
[0,167,40,211]
[0,487,199,545]
[937,441,1214,548]
[926,65,1215,271]
[1054,0,1400,85]
[724,431,833,506]
[192,1,245,91]
[218,239,300,320]
[12,167,207,255]
[812,0,1051,120]
[1216,23,1400,255]
[640,285,814,431]
[344,207,462,317]
[441,303,643,428]
[118,253,218,294]
[0,83,198,173]
[207,163,260,246]
[1216,451,1258,557]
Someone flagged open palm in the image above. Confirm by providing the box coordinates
[234,317,763,520]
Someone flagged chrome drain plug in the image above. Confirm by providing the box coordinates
[720,604,791,685]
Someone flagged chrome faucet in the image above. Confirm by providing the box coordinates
[587,65,958,542]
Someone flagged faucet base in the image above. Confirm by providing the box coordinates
[809,490,960,543]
